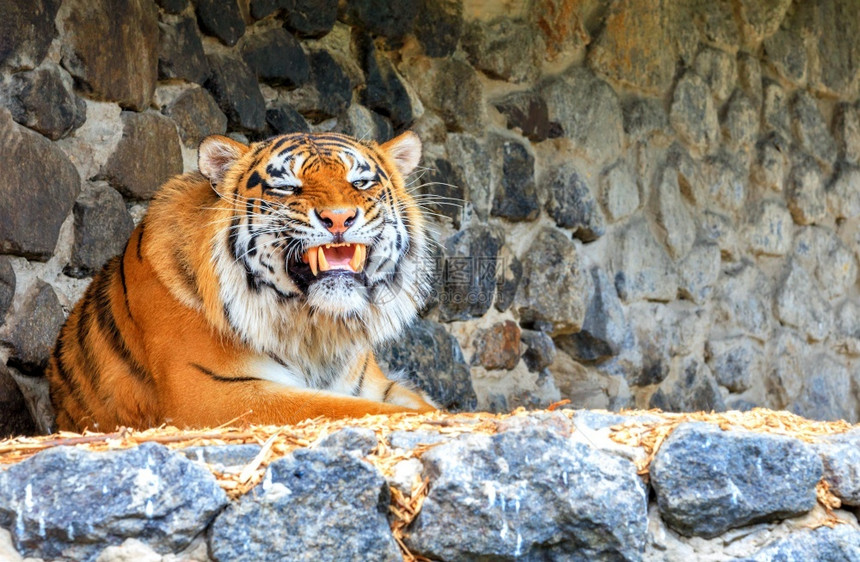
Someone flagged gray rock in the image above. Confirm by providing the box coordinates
[209,448,400,562]
[542,67,624,165]
[762,80,791,136]
[64,183,135,279]
[670,73,719,155]
[790,91,837,168]
[317,428,378,457]
[156,0,187,14]
[764,329,807,409]
[700,151,746,213]
[706,336,762,393]
[721,90,758,151]
[462,18,540,83]
[490,136,540,222]
[0,256,14,325]
[736,0,791,46]
[816,432,860,506]
[800,0,860,98]
[651,422,822,538]
[471,321,521,371]
[494,91,559,142]
[4,64,86,140]
[278,0,338,38]
[609,216,678,303]
[774,260,832,342]
[750,134,789,192]
[446,133,492,219]
[279,50,353,122]
[195,0,244,46]
[0,0,60,69]
[555,267,626,363]
[789,354,856,423]
[600,160,640,222]
[241,28,310,88]
[746,199,793,256]
[689,0,740,52]
[833,102,860,165]
[179,444,263,473]
[746,524,860,561]
[544,163,605,240]
[649,358,726,413]
[653,164,695,259]
[622,302,699,388]
[622,97,669,139]
[413,0,463,58]
[737,52,763,103]
[100,111,183,200]
[693,46,736,103]
[61,0,158,111]
[793,226,857,301]
[402,56,484,132]
[493,248,521,313]
[514,228,588,335]
[713,261,772,341]
[157,16,209,85]
[0,110,80,260]
[827,163,860,220]
[357,35,413,129]
[204,53,266,132]
[344,0,418,40]
[0,443,227,561]
[3,281,65,375]
[438,223,501,321]
[376,317,476,411]
[387,430,450,450]
[762,27,807,87]
[266,103,310,135]
[0,363,36,438]
[406,427,647,560]
[677,240,721,303]
[787,153,826,225]
[163,86,228,147]
[520,329,556,373]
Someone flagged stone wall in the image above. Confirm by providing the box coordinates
[2,0,860,431]
[1,410,859,561]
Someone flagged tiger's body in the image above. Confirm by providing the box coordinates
[46,131,437,432]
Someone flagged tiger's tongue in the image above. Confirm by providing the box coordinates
[323,245,353,268]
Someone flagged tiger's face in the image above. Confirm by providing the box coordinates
[198,131,432,347]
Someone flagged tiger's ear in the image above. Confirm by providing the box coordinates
[198,135,250,185]
[380,131,422,178]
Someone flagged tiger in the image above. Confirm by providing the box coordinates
[45,131,438,432]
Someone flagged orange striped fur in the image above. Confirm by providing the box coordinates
[46,131,437,431]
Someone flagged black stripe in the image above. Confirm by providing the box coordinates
[92,260,151,383]
[353,355,370,396]
[52,332,94,417]
[191,363,256,383]
[173,248,199,296]
[382,381,395,402]
[136,223,145,262]
[118,251,136,325]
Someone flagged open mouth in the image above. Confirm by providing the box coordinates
[302,243,367,276]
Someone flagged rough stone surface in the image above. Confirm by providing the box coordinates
[493,91,558,142]
[0,110,80,259]
[833,102,860,164]
[157,17,209,86]
[789,353,856,423]
[4,64,86,140]
[0,256,14,325]
[490,136,540,222]
[713,261,773,341]
[163,86,228,146]
[415,158,465,228]
[0,443,228,561]
[100,111,183,200]
[748,525,860,561]
[790,91,837,168]
[471,320,520,371]
[266,104,310,135]
[774,260,832,342]
[60,0,158,111]
[670,73,719,155]
[515,228,588,335]
[542,67,623,164]
[195,0,245,46]
[155,0,187,14]
[242,28,309,88]
[316,427,378,458]
[793,226,857,302]
[204,54,266,132]
[0,364,36,438]
[556,268,626,363]
[438,224,501,321]
[0,0,60,70]
[677,241,721,304]
[600,160,640,222]
[544,163,605,240]
[462,19,541,83]
[722,90,758,150]
[751,134,789,192]
[762,26,807,87]
[746,199,793,256]
[65,183,135,279]
[3,281,65,374]
[406,427,648,560]
[282,0,338,38]
[693,46,736,104]
[817,432,860,507]
[649,358,726,413]
[651,423,822,538]
[209,448,400,562]
[376,317,476,411]
[402,56,484,132]
[609,216,678,303]
[357,35,413,129]
[787,153,826,225]
[413,0,463,58]
[520,329,555,372]
[828,163,860,219]
[653,164,696,258]
[344,0,418,40]
[706,336,762,393]
[280,50,352,122]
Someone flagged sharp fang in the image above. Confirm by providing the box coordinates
[317,246,330,272]
[307,248,318,276]
[350,244,365,272]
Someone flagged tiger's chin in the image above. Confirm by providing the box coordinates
[305,272,371,317]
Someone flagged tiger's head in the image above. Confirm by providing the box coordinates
[197,131,433,352]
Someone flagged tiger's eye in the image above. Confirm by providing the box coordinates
[352,179,371,189]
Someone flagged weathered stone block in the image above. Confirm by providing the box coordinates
[242,28,310,88]
[163,86,228,147]
[762,27,807,87]
[4,64,86,141]
[828,163,860,220]
[649,358,725,413]
[787,153,827,225]
[652,423,822,538]
[677,240,721,304]
[789,354,856,422]
[493,91,558,142]
[0,110,80,260]
[61,0,158,111]
[204,54,266,132]
[775,260,832,342]
[195,0,244,46]
[609,216,678,303]
[471,320,521,371]
[3,281,64,375]
[0,364,36,438]
[543,162,604,240]
[762,80,790,136]
[670,72,719,155]
[414,0,463,58]
[706,336,762,393]
[750,133,789,192]
[266,104,310,135]
[554,267,625,363]
[693,46,736,103]
[790,91,837,168]
[438,224,501,321]
[599,160,639,223]
[490,136,540,222]
[100,111,183,200]
[462,18,541,84]
[721,90,758,150]
[713,261,772,341]
[402,56,484,132]
[64,183,135,279]
[748,525,860,561]
[0,0,60,70]
[793,226,857,301]
[0,256,14,325]
[653,164,695,259]
[357,35,413,129]
[833,102,860,164]
[157,16,209,85]
[520,329,556,372]
[282,0,338,37]
[745,199,793,256]
[406,427,648,560]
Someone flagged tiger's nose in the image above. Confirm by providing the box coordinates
[315,208,358,234]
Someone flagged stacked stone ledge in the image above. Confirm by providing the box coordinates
[2,412,860,560]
